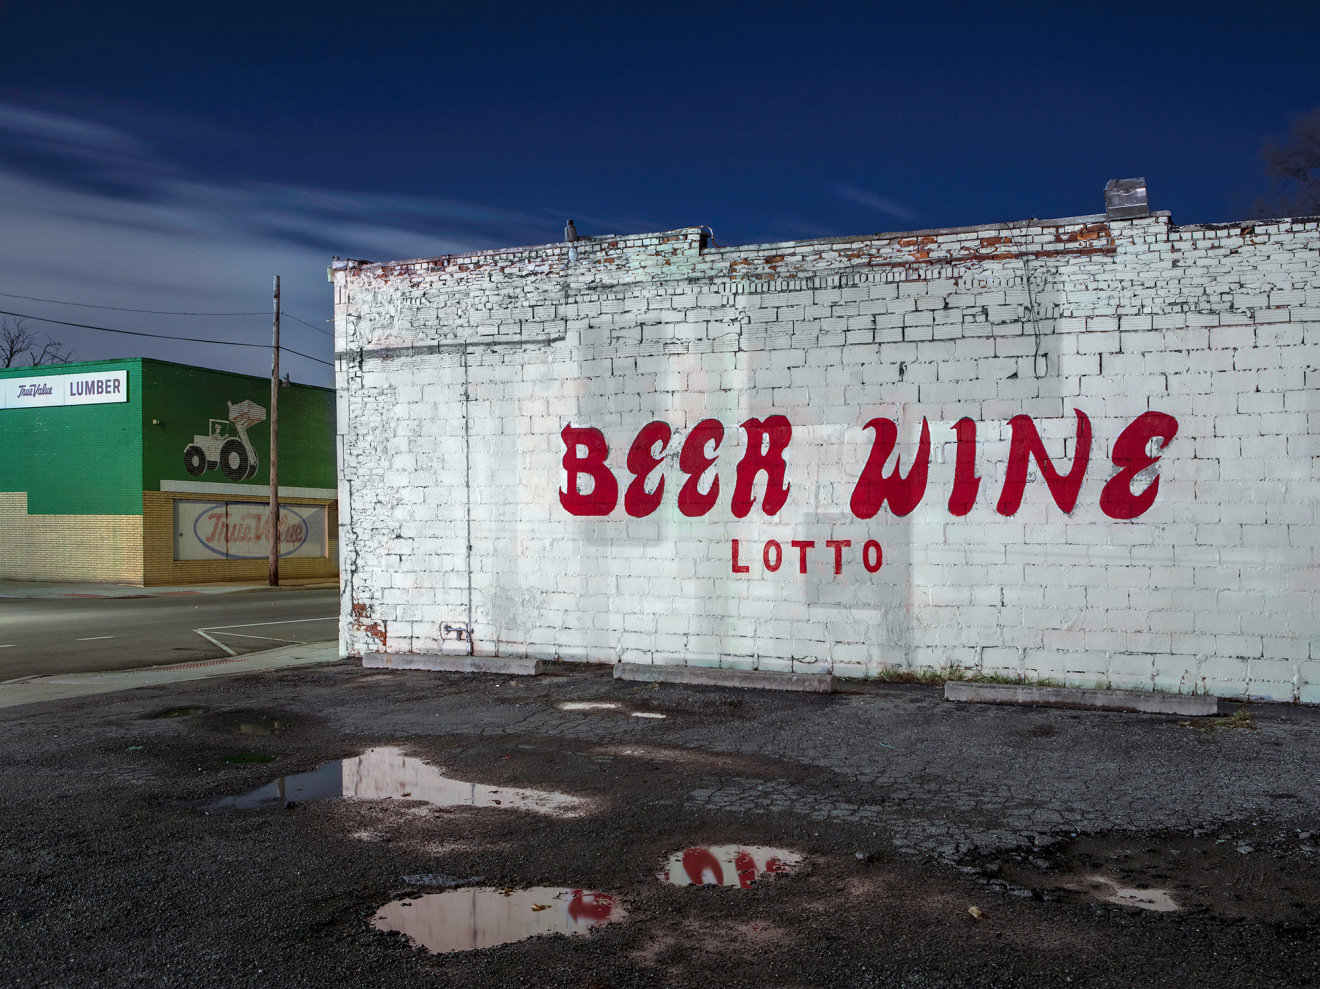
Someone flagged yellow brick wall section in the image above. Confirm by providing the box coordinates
[0,492,143,583]
[142,491,339,586]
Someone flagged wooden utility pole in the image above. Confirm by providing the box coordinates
[269,275,280,586]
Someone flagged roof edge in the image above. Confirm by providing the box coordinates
[335,208,1320,276]
[336,212,1177,273]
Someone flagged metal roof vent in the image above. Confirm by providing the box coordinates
[1105,177,1149,219]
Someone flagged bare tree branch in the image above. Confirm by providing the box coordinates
[0,316,74,367]
[1256,107,1320,218]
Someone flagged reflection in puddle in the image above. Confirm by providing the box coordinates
[658,846,803,887]
[1086,876,1179,912]
[238,720,287,735]
[372,887,624,953]
[208,746,587,815]
[557,701,666,719]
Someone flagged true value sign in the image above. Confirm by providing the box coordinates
[0,370,129,409]
[558,409,1179,578]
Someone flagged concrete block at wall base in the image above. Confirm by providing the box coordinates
[944,680,1217,716]
[363,652,543,676]
[615,662,834,694]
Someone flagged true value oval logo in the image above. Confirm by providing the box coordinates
[192,502,311,559]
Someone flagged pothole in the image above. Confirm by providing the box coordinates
[371,887,624,953]
[556,701,666,719]
[658,846,803,887]
[1078,875,1179,912]
[237,720,288,735]
[207,745,589,815]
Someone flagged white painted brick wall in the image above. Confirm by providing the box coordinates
[334,214,1320,702]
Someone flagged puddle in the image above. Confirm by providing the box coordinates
[557,701,666,719]
[658,846,803,887]
[238,720,287,735]
[209,746,588,815]
[372,887,623,953]
[1086,876,1179,912]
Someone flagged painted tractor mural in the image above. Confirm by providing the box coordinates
[183,399,266,482]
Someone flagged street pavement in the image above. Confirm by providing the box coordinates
[0,584,338,679]
[1,655,1317,988]
[0,639,339,708]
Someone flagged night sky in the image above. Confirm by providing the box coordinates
[0,1,1316,385]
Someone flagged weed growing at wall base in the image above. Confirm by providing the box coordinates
[1180,706,1256,733]
[867,663,1064,688]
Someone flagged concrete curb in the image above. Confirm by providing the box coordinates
[0,579,338,600]
[944,680,1218,716]
[362,652,543,676]
[614,662,834,693]
[0,640,341,709]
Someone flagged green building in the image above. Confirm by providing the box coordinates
[0,358,337,584]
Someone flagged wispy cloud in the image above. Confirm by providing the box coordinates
[834,183,922,223]
[0,103,567,383]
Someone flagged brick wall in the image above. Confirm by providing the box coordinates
[0,492,143,582]
[334,213,1320,702]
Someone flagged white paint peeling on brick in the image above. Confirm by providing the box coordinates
[332,213,1320,703]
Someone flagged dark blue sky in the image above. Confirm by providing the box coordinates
[0,1,1315,384]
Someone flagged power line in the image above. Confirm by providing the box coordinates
[0,288,334,340]
[281,310,334,338]
[0,308,333,367]
[0,290,268,316]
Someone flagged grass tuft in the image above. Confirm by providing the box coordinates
[1180,704,1256,733]
[868,663,1063,689]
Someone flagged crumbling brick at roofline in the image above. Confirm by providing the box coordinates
[331,210,1315,286]
[330,210,1320,361]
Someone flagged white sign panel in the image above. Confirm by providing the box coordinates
[173,500,327,561]
[1,370,129,409]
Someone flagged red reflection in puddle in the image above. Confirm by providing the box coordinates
[682,847,724,886]
[567,890,615,922]
[659,846,803,887]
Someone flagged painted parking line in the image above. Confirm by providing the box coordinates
[206,631,304,644]
[77,636,115,641]
[0,644,14,649]
[194,617,337,657]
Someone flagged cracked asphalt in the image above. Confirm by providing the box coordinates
[2,659,1318,988]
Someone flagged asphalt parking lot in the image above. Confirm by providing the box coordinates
[2,657,1318,988]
